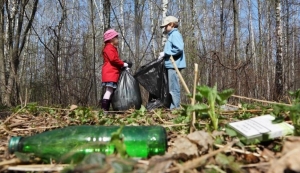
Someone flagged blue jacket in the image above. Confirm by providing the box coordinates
[163,28,186,69]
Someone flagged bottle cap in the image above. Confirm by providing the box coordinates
[8,136,22,154]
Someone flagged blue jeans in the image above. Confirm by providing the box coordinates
[168,69,181,109]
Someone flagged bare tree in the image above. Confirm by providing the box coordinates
[0,1,5,103]
[103,0,111,31]
[233,0,240,63]
[90,0,97,104]
[274,0,284,101]
[1,0,39,106]
[161,0,168,46]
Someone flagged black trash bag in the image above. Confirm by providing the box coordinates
[134,58,171,110]
[111,70,142,111]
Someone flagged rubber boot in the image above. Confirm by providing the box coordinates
[101,99,111,111]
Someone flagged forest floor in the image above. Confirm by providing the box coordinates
[0,101,299,173]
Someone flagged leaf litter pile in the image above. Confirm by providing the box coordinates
[1,93,300,173]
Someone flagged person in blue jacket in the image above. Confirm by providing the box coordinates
[158,16,186,109]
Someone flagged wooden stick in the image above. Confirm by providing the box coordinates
[7,164,68,172]
[170,56,191,94]
[241,162,270,168]
[11,126,60,132]
[190,63,198,133]
[214,144,264,158]
[0,158,21,167]
[231,95,292,106]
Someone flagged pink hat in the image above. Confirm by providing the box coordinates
[103,29,119,42]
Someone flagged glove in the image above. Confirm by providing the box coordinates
[127,61,133,68]
[158,52,165,60]
[123,62,128,67]
[123,60,133,68]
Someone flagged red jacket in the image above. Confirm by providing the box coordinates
[102,43,124,83]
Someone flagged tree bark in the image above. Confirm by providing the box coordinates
[161,0,168,46]
[274,0,284,101]
[90,0,97,104]
[103,0,111,31]
[149,0,155,56]
[233,0,239,63]
[0,0,5,103]
[248,0,257,97]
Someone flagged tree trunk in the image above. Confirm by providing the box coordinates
[233,0,239,63]
[248,0,257,97]
[274,0,284,101]
[220,0,225,59]
[0,1,5,103]
[161,0,168,46]
[103,0,111,31]
[120,0,125,52]
[90,0,97,104]
[149,0,155,56]
[267,0,272,100]
[134,0,141,61]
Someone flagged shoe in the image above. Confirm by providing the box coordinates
[101,99,111,111]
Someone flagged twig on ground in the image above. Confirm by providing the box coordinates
[7,164,69,172]
[241,162,270,168]
[11,126,60,132]
[0,158,21,167]
[163,124,189,128]
[231,95,291,106]
[167,141,236,172]
[214,144,269,160]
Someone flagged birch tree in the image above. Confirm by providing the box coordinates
[274,0,284,100]
[161,0,168,46]
[1,0,39,106]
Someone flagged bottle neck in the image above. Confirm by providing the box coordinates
[8,136,22,154]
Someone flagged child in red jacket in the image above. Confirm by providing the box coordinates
[101,29,132,111]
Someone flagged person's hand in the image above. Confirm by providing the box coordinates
[158,52,165,60]
[123,62,129,67]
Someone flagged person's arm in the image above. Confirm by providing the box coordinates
[165,32,184,56]
[104,49,125,68]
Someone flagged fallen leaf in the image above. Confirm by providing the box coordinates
[70,105,78,111]
[169,137,198,157]
[147,154,173,173]
[267,138,300,173]
[187,131,213,153]
[281,136,300,155]
[243,154,260,164]
[261,148,275,161]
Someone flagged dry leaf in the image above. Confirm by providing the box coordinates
[187,131,213,153]
[281,136,300,155]
[147,154,173,173]
[267,138,300,173]
[243,154,260,164]
[261,148,275,161]
[70,105,78,111]
[169,137,198,157]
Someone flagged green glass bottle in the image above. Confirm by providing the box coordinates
[8,126,167,163]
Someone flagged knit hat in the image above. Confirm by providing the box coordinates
[160,16,178,28]
[103,29,119,42]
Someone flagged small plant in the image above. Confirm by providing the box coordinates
[109,126,128,158]
[184,85,234,131]
[271,89,300,136]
